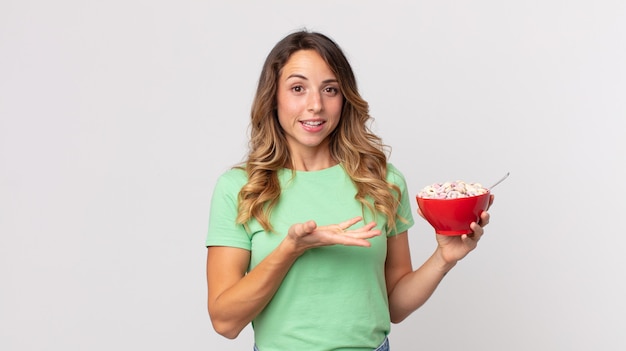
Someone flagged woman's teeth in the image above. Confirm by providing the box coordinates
[302,121,323,126]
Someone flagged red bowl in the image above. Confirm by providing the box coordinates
[416,192,490,235]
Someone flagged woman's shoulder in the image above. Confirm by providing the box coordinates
[214,165,248,190]
[386,162,406,180]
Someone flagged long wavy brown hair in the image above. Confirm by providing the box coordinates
[236,30,403,233]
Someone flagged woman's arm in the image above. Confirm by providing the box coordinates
[385,209,491,323]
[384,231,455,323]
[207,217,381,338]
[207,240,300,339]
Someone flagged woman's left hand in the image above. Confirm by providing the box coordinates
[422,194,495,265]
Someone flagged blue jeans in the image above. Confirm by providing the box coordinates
[375,336,390,351]
[253,336,389,351]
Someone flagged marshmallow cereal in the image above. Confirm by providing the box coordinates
[418,180,488,199]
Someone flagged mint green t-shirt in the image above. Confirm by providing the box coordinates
[206,163,414,351]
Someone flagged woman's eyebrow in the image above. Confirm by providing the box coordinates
[286,74,338,84]
[286,73,308,80]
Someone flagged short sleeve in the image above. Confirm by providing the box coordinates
[386,163,415,236]
[206,168,252,249]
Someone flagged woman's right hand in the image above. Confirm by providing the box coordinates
[285,216,381,255]
[207,216,380,338]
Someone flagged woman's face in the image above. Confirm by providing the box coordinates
[276,49,343,157]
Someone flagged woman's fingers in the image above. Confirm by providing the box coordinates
[486,194,495,210]
[322,219,382,246]
[336,216,364,231]
[478,211,490,227]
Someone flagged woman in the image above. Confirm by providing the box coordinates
[206,30,493,351]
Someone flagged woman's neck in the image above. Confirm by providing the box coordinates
[287,153,338,172]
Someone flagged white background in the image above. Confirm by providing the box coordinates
[2,1,625,350]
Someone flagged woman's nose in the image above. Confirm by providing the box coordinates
[307,91,322,113]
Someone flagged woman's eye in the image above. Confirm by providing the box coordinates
[324,87,339,96]
[292,86,304,93]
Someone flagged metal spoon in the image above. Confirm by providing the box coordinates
[488,172,510,190]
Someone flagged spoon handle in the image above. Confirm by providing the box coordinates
[488,172,510,190]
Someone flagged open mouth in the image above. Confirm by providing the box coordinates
[299,119,326,133]
[300,120,325,127]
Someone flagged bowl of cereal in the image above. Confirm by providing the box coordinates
[416,180,491,235]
